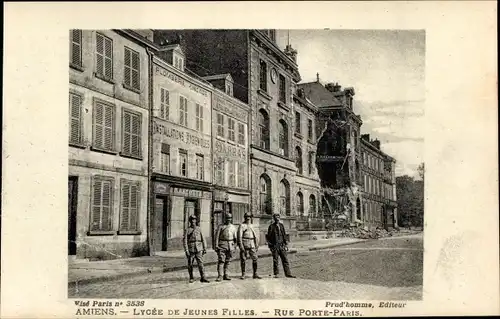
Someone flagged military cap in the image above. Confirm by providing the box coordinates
[244,212,252,218]
[188,215,197,221]
[225,212,233,219]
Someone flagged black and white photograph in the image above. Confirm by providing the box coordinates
[67,29,425,300]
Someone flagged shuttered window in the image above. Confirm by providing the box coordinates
[237,163,245,188]
[216,113,224,138]
[122,110,142,158]
[93,100,115,151]
[237,123,245,145]
[179,96,188,126]
[195,104,203,132]
[228,160,236,187]
[91,177,114,231]
[124,47,140,90]
[69,93,83,145]
[160,143,170,174]
[96,33,113,79]
[159,88,170,120]
[228,118,235,142]
[70,29,83,67]
[120,180,140,232]
[196,154,204,180]
[179,149,188,177]
[215,158,225,185]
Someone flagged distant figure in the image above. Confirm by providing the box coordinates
[215,213,238,281]
[183,215,209,283]
[237,213,261,280]
[266,214,296,278]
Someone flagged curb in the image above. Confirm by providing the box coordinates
[68,249,298,287]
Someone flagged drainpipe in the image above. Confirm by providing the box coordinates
[146,47,154,256]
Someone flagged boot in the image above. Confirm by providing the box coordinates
[188,267,194,283]
[216,263,223,282]
[252,261,262,279]
[240,261,246,280]
[223,263,231,280]
[199,268,210,283]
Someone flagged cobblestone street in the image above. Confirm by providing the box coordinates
[69,234,423,300]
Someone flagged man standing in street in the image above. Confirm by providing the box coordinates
[183,215,210,283]
[215,212,237,281]
[266,213,296,278]
[237,213,262,280]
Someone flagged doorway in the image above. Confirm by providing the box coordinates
[153,196,170,252]
[184,199,199,229]
[68,176,78,255]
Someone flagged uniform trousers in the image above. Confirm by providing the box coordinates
[270,245,291,276]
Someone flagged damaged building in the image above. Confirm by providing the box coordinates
[298,76,398,230]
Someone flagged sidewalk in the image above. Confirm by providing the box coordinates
[68,236,366,286]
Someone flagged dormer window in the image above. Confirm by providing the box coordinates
[158,44,185,72]
[173,54,184,71]
[225,82,233,96]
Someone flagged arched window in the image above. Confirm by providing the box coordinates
[259,174,271,214]
[356,198,361,220]
[279,179,290,216]
[309,194,317,217]
[295,147,303,174]
[258,109,270,150]
[296,192,304,216]
[308,151,315,175]
[278,120,288,157]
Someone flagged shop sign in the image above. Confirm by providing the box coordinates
[154,121,210,149]
[155,183,169,194]
[171,187,212,200]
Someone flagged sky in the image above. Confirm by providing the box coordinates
[277,30,425,178]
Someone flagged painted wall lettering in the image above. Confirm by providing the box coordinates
[155,65,208,97]
[154,121,210,149]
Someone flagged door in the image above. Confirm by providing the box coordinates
[68,176,78,255]
[212,202,224,248]
[154,196,170,252]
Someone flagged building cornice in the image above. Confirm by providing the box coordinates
[152,56,214,93]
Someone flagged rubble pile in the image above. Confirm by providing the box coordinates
[338,227,395,239]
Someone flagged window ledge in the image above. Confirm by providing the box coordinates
[90,146,118,156]
[123,83,141,94]
[94,73,115,84]
[294,132,303,139]
[118,230,142,235]
[70,63,85,72]
[120,152,143,161]
[257,89,272,101]
[307,138,315,145]
[69,142,86,149]
[278,101,290,111]
[87,230,115,236]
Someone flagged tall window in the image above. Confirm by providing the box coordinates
[296,192,304,217]
[195,104,203,132]
[120,180,140,232]
[364,174,368,191]
[95,33,113,79]
[122,110,142,158]
[215,158,225,185]
[179,96,188,126]
[278,120,289,156]
[307,119,313,141]
[70,29,82,67]
[160,143,170,174]
[159,88,170,120]
[228,160,236,187]
[279,179,290,216]
[237,123,245,145]
[259,175,271,215]
[217,113,225,138]
[93,100,115,151]
[295,111,301,134]
[228,118,235,142]
[196,154,204,180]
[279,74,286,103]
[69,92,83,145]
[179,149,187,177]
[295,147,303,174]
[309,195,316,217]
[308,152,315,175]
[258,109,270,150]
[124,47,140,90]
[259,60,267,92]
[237,163,245,188]
[90,177,113,232]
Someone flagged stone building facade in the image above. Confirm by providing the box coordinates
[68,29,153,260]
[150,52,213,252]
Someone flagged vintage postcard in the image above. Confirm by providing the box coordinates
[2,1,498,318]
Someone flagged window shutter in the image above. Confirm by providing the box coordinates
[120,183,131,230]
[71,30,82,66]
[131,114,141,156]
[104,38,113,78]
[123,111,131,154]
[129,184,138,231]
[124,48,131,87]
[91,180,102,231]
[96,34,104,76]
[94,102,104,149]
[132,51,140,89]
[101,180,112,231]
[69,94,82,144]
[160,89,165,118]
[104,105,114,150]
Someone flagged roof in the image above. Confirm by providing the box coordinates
[297,81,343,108]
[201,73,233,82]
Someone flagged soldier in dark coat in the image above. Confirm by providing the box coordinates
[183,215,209,283]
[266,213,296,278]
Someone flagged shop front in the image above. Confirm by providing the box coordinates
[212,189,251,248]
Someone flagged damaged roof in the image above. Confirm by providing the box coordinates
[298,81,343,108]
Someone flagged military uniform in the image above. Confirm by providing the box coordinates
[183,216,209,283]
[237,214,261,279]
[215,214,237,281]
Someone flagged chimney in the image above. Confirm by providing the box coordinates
[371,139,381,149]
[325,82,342,93]
[316,73,320,83]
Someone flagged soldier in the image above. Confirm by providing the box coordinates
[266,213,296,278]
[215,212,237,281]
[183,215,210,283]
[237,212,262,280]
